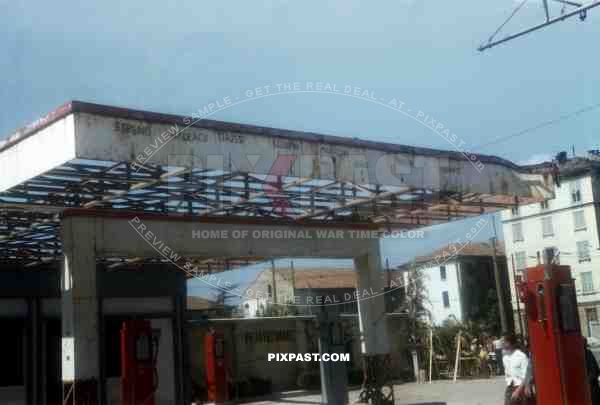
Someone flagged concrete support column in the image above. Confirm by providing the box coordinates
[354,239,389,355]
[61,217,100,404]
[173,292,188,404]
[318,309,348,405]
[354,239,394,405]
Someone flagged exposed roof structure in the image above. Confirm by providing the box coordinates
[0,101,551,266]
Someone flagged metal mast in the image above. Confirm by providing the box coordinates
[479,0,600,51]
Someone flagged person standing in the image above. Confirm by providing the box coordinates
[584,338,600,405]
[478,344,490,378]
[493,336,504,374]
[502,334,530,405]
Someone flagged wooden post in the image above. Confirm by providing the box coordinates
[453,331,462,383]
[411,350,419,383]
[491,218,509,334]
[428,328,433,384]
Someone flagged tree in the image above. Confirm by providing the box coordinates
[402,261,431,333]
[401,261,432,381]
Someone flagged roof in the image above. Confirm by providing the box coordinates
[187,296,218,310]
[524,156,600,180]
[407,241,505,267]
[0,101,550,266]
[0,101,536,168]
[293,268,358,289]
[245,266,405,290]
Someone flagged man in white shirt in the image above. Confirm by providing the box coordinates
[502,334,531,405]
[493,336,505,374]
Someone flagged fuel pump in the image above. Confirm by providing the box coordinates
[204,328,228,404]
[121,320,160,405]
[518,264,591,405]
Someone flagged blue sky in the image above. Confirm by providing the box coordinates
[2,0,599,163]
[2,0,597,298]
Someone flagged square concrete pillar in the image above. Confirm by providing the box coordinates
[354,239,395,405]
[354,239,389,354]
[61,217,100,404]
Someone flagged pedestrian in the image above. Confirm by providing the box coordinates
[502,334,530,405]
[493,335,504,374]
[584,338,600,405]
[478,343,490,378]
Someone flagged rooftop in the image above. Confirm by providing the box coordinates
[404,241,506,268]
[524,154,600,180]
[0,101,549,266]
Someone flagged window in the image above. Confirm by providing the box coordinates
[440,265,447,281]
[541,217,554,237]
[586,308,598,323]
[442,291,450,308]
[571,180,582,203]
[267,284,273,298]
[577,241,591,263]
[512,222,524,242]
[543,247,559,264]
[586,308,599,337]
[582,272,594,293]
[540,200,549,210]
[511,206,520,216]
[574,210,586,231]
[515,251,527,270]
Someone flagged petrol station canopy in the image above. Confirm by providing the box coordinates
[0,101,553,267]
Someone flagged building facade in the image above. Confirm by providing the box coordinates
[239,264,405,317]
[397,241,511,328]
[501,156,600,337]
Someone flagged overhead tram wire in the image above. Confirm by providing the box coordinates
[472,101,600,152]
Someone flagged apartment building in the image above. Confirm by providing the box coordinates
[396,241,511,327]
[501,155,600,336]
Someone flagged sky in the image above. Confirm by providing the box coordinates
[1,0,597,299]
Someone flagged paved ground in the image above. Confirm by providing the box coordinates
[241,377,506,405]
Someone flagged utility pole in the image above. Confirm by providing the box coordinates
[271,259,278,304]
[290,259,296,296]
[511,253,525,335]
[491,216,510,334]
[386,257,391,312]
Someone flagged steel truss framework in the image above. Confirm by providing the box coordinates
[0,157,535,267]
[0,101,550,267]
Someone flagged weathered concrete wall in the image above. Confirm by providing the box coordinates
[188,314,411,397]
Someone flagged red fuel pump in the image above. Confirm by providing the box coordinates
[204,328,228,403]
[121,320,160,405]
[518,264,591,405]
